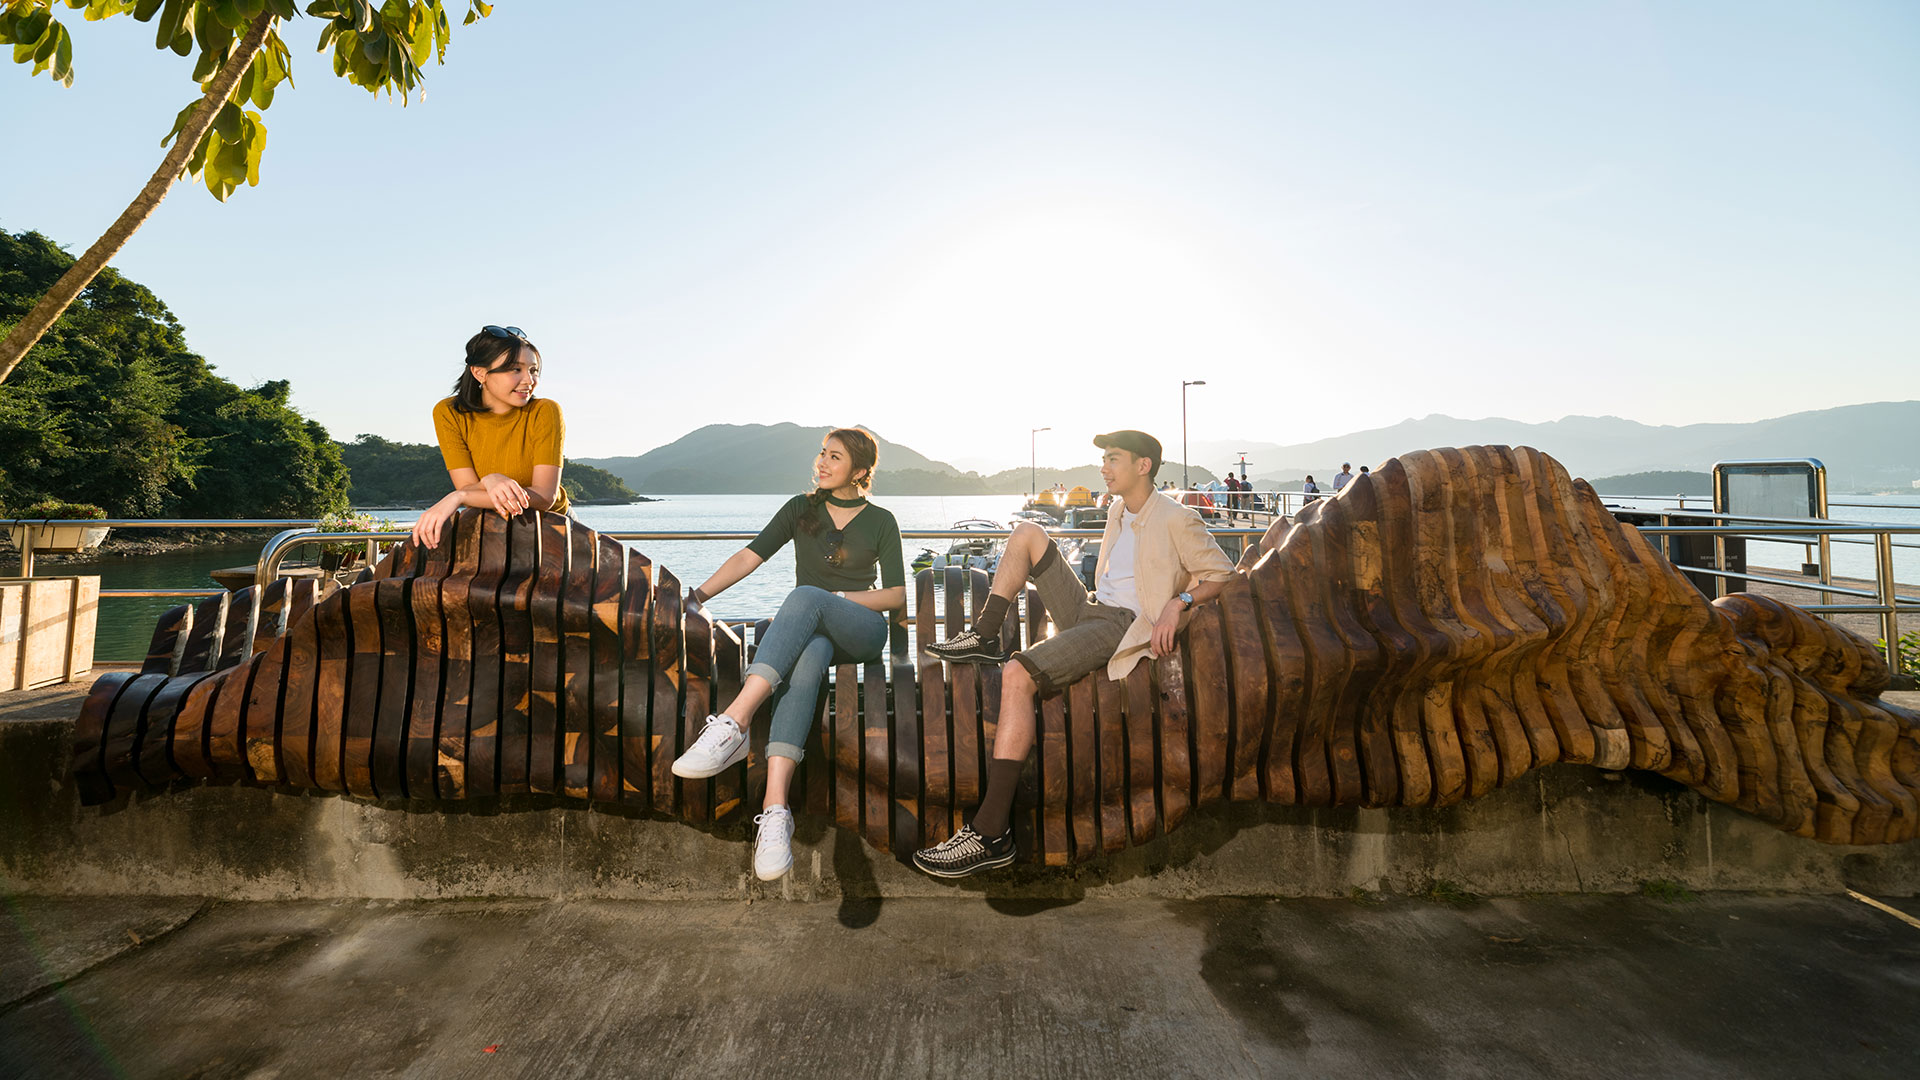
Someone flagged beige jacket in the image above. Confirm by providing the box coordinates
[1095,490,1239,680]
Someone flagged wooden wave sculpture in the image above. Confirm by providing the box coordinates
[71,446,1920,866]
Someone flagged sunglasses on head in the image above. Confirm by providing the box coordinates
[482,325,528,342]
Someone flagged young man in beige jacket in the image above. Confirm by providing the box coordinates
[914,430,1237,877]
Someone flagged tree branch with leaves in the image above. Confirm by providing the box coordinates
[0,0,494,385]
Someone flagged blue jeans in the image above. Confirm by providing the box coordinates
[748,586,889,762]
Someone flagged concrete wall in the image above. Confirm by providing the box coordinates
[6,716,1917,900]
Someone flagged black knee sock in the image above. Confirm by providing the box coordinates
[970,757,1025,838]
[972,593,1012,639]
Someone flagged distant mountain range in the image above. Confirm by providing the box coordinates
[575,422,1218,496]
[1187,401,1920,492]
[577,402,1920,496]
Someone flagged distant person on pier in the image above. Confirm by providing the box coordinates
[1359,465,1370,479]
[670,427,905,882]
[1333,463,1354,491]
[411,325,568,548]
[1302,475,1320,505]
[911,430,1236,878]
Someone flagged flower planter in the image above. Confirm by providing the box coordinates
[7,524,112,554]
[0,575,98,690]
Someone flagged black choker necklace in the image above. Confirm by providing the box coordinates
[825,493,867,507]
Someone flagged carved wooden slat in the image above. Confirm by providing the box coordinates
[1067,676,1097,859]
[215,586,259,672]
[833,662,860,834]
[141,604,191,676]
[589,535,625,805]
[102,673,168,791]
[168,664,222,783]
[341,578,383,798]
[371,578,411,797]
[1124,663,1158,844]
[945,566,977,833]
[177,592,227,675]
[496,514,539,795]
[311,581,350,794]
[1185,603,1230,808]
[465,513,509,798]
[434,514,479,799]
[618,549,654,807]
[527,516,567,795]
[135,672,209,787]
[1153,651,1193,834]
[915,569,950,844]
[862,661,890,851]
[404,531,450,799]
[253,578,290,656]
[889,646,922,863]
[1217,575,1268,804]
[1094,673,1127,854]
[560,522,596,799]
[1038,673,1071,866]
[277,608,320,788]
[709,620,746,821]
[680,595,713,824]
[648,567,682,817]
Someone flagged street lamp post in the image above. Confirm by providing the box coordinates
[1031,426,1051,498]
[1181,380,1206,490]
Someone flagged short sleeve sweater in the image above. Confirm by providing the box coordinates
[747,495,905,593]
[431,396,570,515]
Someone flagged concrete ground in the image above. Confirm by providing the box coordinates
[2,892,1918,1079]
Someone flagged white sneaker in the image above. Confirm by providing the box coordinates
[671,715,748,778]
[753,805,795,881]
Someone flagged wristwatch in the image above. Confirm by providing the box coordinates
[1177,591,1194,609]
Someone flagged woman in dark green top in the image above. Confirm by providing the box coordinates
[670,428,906,880]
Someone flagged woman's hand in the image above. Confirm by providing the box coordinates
[410,495,462,549]
[480,473,531,518]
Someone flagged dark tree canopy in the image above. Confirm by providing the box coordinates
[0,228,349,518]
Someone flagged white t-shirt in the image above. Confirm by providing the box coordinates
[1333,471,1352,490]
[1095,507,1142,617]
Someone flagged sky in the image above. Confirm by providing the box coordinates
[3,1,1916,473]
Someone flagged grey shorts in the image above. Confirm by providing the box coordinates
[1014,544,1136,695]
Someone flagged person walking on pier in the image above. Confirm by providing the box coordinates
[412,325,569,549]
[912,430,1237,877]
[669,428,906,881]
[1333,463,1354,491]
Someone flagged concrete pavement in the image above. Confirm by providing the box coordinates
[3,892,1918,1079]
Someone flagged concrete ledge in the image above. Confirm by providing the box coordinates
[8,703,1919,900]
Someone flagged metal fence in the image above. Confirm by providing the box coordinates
[8,509,1918,667]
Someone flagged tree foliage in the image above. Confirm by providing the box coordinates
[339,433,641,506]
[0,228,349,518]
[0,1,493,383]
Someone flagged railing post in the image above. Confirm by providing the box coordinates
[1876,531,1898,669]
[17,524,34,578]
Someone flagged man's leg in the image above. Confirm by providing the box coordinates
[926,522,1070,663]
[968,659,1036,839]
[971,520,1052,638]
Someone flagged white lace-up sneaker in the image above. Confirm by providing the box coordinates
[753,805,795,881]
[671,715,749,778]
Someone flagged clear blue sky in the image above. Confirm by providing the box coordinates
[4,1,1915,472]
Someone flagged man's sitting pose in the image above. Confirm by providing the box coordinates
[912,430,1237,877]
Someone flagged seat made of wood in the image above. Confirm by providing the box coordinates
[72,446,1920,867]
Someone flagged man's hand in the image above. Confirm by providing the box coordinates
[1149,597,1186,658]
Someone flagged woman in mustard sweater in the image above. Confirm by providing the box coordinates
[410,325,568,548]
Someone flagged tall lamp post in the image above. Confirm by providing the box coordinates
[1181,380,1206,490]
[1030,426,1051,498]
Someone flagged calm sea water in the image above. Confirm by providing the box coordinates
[54,491,1920,661]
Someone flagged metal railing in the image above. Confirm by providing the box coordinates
[10,511,1917,670]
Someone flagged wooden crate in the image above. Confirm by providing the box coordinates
[0,576,99,691]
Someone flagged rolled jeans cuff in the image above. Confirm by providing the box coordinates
[746,661,783,690]
[765,740,805,763]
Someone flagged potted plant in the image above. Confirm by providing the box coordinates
[5,499,111,554]
[314,512,410,572]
